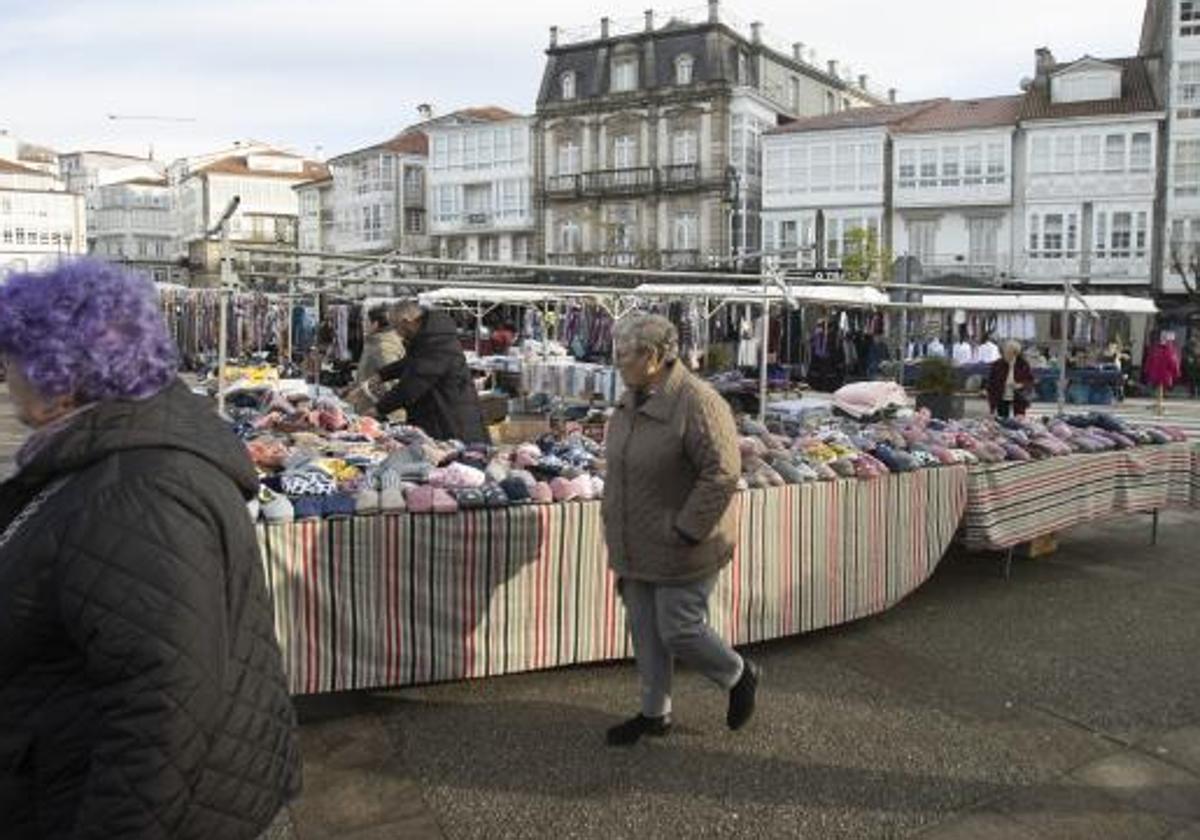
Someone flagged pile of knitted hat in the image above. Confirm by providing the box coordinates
[237,388,612,522]
[732,409,1190,488]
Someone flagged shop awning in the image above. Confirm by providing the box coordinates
[632,283,891,307]
[921,292,1158,315]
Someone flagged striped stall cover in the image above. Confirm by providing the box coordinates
[258,467,968,695]
[962,442,1198,552]
[1193,446,1200,504]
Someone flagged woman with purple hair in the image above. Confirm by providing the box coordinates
[0,260,300,839]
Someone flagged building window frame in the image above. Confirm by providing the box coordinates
[675,54,694,86]
[612,58,638,93]
[561,71,576,100]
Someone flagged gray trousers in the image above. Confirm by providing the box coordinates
[619,574,744,718]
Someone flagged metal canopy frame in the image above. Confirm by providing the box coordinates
[225,246,1150,419]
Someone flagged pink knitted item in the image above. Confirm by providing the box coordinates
[550,476,578,502]
[405,485,434,513]
[432,488,458,514]
[531,482,554,504]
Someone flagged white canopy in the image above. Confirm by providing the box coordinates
[418,287,574,306]
[921,292,1157,315]
[632,283,891,307]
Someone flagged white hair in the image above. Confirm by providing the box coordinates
[613,313,679,362]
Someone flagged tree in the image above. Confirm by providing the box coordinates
[1167,239,1200,302]
[840,226,893,284]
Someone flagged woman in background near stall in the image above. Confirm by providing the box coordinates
[0,259,300,839]
[602,313,760,747]
[356,304,406,383]
[987,339,1036,418]
[1185,334,1200,398]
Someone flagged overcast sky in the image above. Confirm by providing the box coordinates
[0,0,1147,163]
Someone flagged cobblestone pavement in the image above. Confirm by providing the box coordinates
[2,385,1198,838]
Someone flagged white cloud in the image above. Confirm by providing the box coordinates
[0,0,1148,162]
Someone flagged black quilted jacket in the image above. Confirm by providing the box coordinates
[0,380,301,839]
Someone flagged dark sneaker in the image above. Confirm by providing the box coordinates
[727,660,760,731]
[606,714,673,747]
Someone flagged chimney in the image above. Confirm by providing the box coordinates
[549,25,558,48]
[792,42,805,63]
[859,74,868,90]
[888,88,897,104]
[827,59,839,77]
[645,9,654,31]
[417,103,434,120]
[708,0,719,24]
[1034,47,1056,90]
[750,21,762,44]
[601,16,610,39]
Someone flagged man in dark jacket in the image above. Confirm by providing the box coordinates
[0,259,300,840]
[368,301,488,443]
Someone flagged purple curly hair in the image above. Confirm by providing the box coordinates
[0,258,178,402]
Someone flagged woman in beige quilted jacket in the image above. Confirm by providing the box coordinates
[602,313,760,746]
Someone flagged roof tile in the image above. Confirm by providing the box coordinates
[1019,57,1160,121]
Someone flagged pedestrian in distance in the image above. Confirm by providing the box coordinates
[602,313,760,747]
[987,339,1036,418]
[0,259,300,839]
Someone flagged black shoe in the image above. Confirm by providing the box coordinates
[727,660,760,731]
[606,714,673,747]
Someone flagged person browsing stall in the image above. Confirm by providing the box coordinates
[0,259,300,839]
[602,313,760,747]
[987,339,1036,418]
[356,304,406,383]
[366,300,488,442]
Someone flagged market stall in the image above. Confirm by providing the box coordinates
[962,442,1197,553]
[256,467,968,695]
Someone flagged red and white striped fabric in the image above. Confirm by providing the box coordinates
[962,442,1198,552]
[258,468,968,696]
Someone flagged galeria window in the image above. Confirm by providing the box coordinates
[1179,62,1200,117]
[1184,0,1200,35]
[1174,139,1200,197]
[612,59,637,92]
[675,54,694,86]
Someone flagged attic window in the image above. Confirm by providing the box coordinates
[1051,67,1121,104]
[675,54,694,86]
[562,71,576,101]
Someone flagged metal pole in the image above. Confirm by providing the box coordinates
[759,276,770,423]
[217,224,231,415]
[1057,278,1071,415]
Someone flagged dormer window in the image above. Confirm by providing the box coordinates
[737,53,749,85]
[561,71,576,101]
[1050,59,1122,104]
[612,58,638,93]
[675,54,694,86]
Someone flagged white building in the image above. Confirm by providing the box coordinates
[427,110,534,263]
[294,174,333,275]
[59,150,166,255]
[0,159,86,277]
[891,96,1023,284]
[90,173,177,282]
[1140,0,1200,295]
[326,126,429,256]
[173,148,326,285]
[1014,51,1163,290]
[762,101,941,271]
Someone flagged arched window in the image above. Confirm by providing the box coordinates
[561,71,576,101]
[675,54,694,85]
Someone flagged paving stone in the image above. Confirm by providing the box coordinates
[1146,727,1200,777]
[290,758,438,839]
[920,812,1037,839]
[1071,751,1200,821]
[1165,822,1200,840]
[993,777,1181,840]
